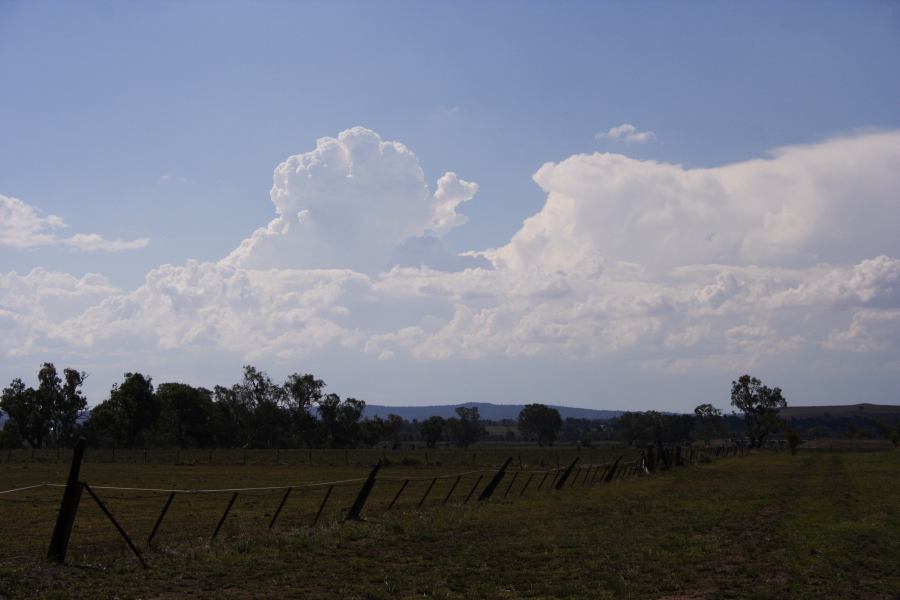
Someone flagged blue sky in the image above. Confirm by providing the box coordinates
[2,1,900,410]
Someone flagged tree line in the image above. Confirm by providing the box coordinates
[8,365,888,451]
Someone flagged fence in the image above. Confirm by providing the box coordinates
[0,442,748,568]
[1,445,632,468]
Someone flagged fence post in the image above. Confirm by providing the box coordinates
[417,477,438,510]
[148,491,176,546]
[387,480,409,511]
[269,487,293,530]
[313,485,334,525]
[554,458,580,490]
[443,475,462,505]
[82,483,147,567]
[48,437,86,563]
[212,493,239,541]
[520,473,535,495]
[463,475,483,504]
[536,471,550,490]
[479,457,513,502]
[504,472,519,497]
[346,462,382,521]
[604,456,623,483]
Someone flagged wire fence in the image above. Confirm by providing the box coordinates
[0,444,748,567]
[1,445,634,468]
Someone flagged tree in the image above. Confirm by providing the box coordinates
[1,378,43,447]
[156,383,214,448]
[693,403,725,445]
[730,374,787,448]
[419,416,445,448]
[0,363,87,448]
[317,394,366,448]
[95,372,158,448]
[446,406,483,448]
[284,372,324,447]
[518,404,563,446]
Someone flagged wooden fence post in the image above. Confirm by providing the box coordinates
[554,458,580,490]
[463,475,483,504]
[478,457,513,502]
[604,456,623,483]
[82,483,146,567]
[269,488,293,530]
[313,485,334,525]
[48,437,86,563]
[520,473,535,495]
[346,462,382,521]
[417,477,438,510]
[387,480,409,511]
[443,475,462,505]
[504,472,519,497]
[148,492,177,546]
[212,493,239,541]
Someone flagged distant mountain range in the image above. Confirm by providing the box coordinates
[779,403,900,419]
[362,402,623,421]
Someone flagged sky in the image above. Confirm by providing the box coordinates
[2,1,900,412]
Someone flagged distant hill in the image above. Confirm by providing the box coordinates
[362,402,622,421]
[779,403,900,419]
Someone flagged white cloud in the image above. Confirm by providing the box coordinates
[0,193,149,252]
[595,123,656,144]
[221,127,477,274]
[2,128,900,406]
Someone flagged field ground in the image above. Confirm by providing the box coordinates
[0,449,898,599]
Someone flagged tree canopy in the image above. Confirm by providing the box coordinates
[517,403,563,446]
[730,374,787,448]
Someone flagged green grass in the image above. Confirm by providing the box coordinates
[1,450,897,599]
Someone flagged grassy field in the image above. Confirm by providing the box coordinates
[0,449,897,599]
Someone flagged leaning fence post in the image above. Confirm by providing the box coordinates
[313,485,334,525]
[212,493,239,541]
[387,479,409,511]
[520,473,535,495]
[536,471,550,490]
[504,472,519,497]
[148,491,177,546]
[479,457,513,502]
[554,457,580,490]
[443,475,462,505]
[48,437,86,563]
[463,475,483,504]
[417,477,438,510]
[269,487,293,530]
[604,456,623,483]
[346,462,382,521]
[82,483,147,568]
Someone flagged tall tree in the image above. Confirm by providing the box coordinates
[730,374,787,448]
[518,403,563,446]
[447,406,483,448]
[0,363,87,448]
[156,383,214,448]
[108,372,158,448]
[284,372,324,447]
[0,378,43,447]
[419,415,446,448]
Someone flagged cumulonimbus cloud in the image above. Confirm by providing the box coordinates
[1,128,899,398]
[221,127,478,274]
[0,194,149,252]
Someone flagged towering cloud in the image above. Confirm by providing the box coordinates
[222,127,478,273]
[1,128,899,405]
